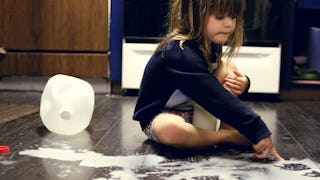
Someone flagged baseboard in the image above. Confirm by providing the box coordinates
[0,76,110,94]
[280,87,320,101]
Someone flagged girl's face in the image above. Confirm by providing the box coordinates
[206,14,236,44]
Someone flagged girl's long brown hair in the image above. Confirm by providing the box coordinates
[157,0,245,63]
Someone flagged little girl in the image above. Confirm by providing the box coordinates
[133,0,283,160]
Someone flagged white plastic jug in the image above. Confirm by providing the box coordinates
[40,74,95,135]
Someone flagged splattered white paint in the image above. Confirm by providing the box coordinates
[18,148,320,180]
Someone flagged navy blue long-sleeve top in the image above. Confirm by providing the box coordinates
[133,40,271,144]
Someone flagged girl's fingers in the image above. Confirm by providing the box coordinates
[224,80,243,91]
[225,83,242,94]
[233,70,244,77]
[254,148,270,159]
[271,148,284,161]
[225,81,238,88]
[253,144,266,156]
[254,147,284,161]
[225,77,240,86]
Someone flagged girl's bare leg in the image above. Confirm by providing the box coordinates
[219,122,252,146]
[152,113,251,148]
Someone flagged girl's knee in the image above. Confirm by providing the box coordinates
[214,60,238,84]
[152,113,190,146]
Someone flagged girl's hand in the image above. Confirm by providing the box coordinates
[253,136,284,161]
[223,70,249,96]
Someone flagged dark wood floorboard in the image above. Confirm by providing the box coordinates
[0,92,319,179]
[92,99,149,155]
[252,102,312,159]
[264,101,320,162]
[293,101,320,123]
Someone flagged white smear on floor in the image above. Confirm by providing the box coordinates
[18,147,320,180]
[19,148,164,169]
[0,160,16,165]
[109,169,140,179]
[0,154,16,165]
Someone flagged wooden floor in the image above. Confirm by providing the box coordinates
[0,91,319,179]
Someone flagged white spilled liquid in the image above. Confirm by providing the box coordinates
[17,147,320,180]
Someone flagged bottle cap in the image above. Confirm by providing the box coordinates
[0,146,10,153]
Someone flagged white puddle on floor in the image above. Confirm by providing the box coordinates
[15,147,320,180]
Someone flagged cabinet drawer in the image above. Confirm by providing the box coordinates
[1,0,109,51]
